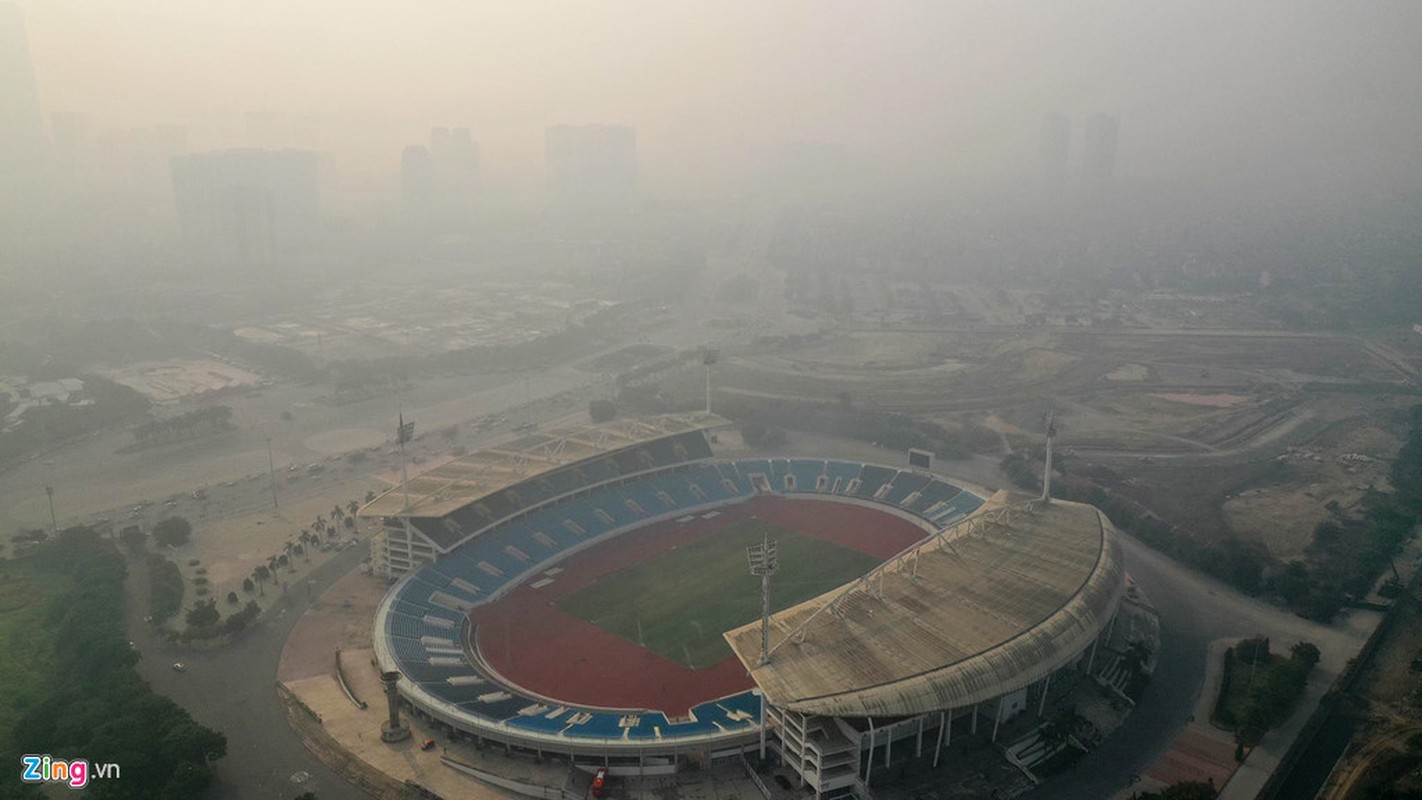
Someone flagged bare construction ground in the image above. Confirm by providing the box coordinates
[701,325,1416,565]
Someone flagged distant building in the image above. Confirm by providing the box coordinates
[401,144,435,203]
[545,124,637,207]
[0,3,45,155]
[401,128,479,211]
[49,111,93,161]
[3,378,91,431]
[170,149,320,271]
[429,127,480,197]
[1082,113,1119,185]
[1039,112,1070,185]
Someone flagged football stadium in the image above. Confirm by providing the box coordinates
[365,412,1126,795]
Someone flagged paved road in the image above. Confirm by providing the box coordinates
[126,542,375,800]
[1027,531,1371,800]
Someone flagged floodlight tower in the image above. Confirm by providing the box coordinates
[397,412,417,551]
[746,531,778,666]
[703,348,719,414]
[1041,411,1057,504]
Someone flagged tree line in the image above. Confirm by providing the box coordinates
[1,528,226,799]
[1004,404,1422,621]
[132,407,233,447]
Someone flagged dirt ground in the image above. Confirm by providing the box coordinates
[101,358,268,403]
[1223,420,1401,560]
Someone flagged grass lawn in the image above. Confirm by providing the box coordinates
[0,558,71,753]
[557,518,881,668]
[1214,652,1287,729]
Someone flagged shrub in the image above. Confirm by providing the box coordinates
[185,599,219,627]
[148,554,185,623]
[153,517,193,547]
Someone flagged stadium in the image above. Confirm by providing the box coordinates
[365,412,1126,796]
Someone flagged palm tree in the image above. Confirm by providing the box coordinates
[253,565,270,596]
[331,504,344,521]
[278,553,290,572]
[347,500,360,516]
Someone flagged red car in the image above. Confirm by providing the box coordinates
[420,738,436,751]
[592,767,609,797]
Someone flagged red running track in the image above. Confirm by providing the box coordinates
[471,495,926,715]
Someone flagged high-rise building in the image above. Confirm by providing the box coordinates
[170,149,320,271]
[1082,113,1119,185]
[401,128,479,208]
[1039,112,1070,185]
[401,144,434,203]
[49,111,93,164]
[0,3,44,152]
[429,126,479,197]
[545,124,637,207]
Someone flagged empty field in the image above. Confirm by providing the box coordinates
[557,518,880,668]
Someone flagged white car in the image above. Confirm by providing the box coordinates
[171,662,187,672]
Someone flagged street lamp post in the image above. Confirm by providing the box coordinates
[266,436,279,509]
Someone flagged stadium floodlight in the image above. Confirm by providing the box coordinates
[746,537,777,575]
[703,348,719,414]
[746,533,778,665]
[1041,410,1056,504]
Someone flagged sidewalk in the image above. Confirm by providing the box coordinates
[1114,639,1239,798]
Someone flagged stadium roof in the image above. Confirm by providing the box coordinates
[725,496,1124,718]
[359,411,728,519]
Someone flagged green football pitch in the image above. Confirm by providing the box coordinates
[556,518,882,668]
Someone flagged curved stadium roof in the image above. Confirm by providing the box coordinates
[725,496,1125,719]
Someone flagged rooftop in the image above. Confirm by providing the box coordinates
[725,496,1124,718]
[359,411,727,519]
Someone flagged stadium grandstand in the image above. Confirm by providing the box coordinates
[725,498,1125,797]
[364,413,1127,793]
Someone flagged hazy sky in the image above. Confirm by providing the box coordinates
[16,1,1422,194]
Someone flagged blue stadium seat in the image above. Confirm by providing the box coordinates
[853,465,895,498]
[907,480,956,515]
[789,459,825,493]
[882,472,932,505]
[824,460,862,493]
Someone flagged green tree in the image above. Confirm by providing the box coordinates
[186,599,220,628]
[1291,641,1321,668]
[119,525,146,551]
[1276,562,1310,606]
[152,516,192,547]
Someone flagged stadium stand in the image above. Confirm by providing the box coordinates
[378,454,984,751]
